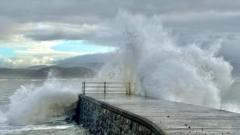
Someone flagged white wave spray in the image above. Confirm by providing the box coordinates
[2,73,83,125]
[97,12,234,110]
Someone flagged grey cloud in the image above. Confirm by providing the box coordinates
[1,0,240,41]
[1,0,240,74]
[25,28,115,43]
[1,0,240,43]
[23,22,119,46]
[1,0,240,24]
[24,23,100,41]
[2,1,240,22]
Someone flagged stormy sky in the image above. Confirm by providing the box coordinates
[0,0,240,73]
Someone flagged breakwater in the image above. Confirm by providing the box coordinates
[74,94,164,135]
[74,94,240,134]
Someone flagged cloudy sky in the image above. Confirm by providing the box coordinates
[0,0,240,70]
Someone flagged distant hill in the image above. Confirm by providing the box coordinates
[0,53,114,79]
[27,65,48,70]
[56,53,112,70]
[0,66,95,79]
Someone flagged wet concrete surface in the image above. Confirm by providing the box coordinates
[86,94,240,135]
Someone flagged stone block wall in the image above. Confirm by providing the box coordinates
[74,94,164,135]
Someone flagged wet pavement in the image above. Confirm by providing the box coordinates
[87,94,240,135]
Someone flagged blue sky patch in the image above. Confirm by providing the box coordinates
[53,40,116,54]
[0,47,16,57]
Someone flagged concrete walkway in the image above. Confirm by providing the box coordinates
[86,94,240,135]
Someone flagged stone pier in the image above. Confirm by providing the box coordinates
[75,94,240,135]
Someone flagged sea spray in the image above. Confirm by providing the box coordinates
[5,74,82,125]
[97,12,234,109]
[0,111,7,124]
[221,78,240,112]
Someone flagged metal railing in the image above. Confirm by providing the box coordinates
[82,81,132,96]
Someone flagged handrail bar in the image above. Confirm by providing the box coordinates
[82,81,132,96]
[84,82,130,84]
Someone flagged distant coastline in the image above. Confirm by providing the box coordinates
[0,66,95,79]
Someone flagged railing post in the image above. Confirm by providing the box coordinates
[128,82,131,95]
[82,82,83,94]
[82,81,86,95]
[125,83,128,95]
[104,81,106,97]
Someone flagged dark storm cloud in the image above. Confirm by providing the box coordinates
[1,0,240,44]
[1,0,240,26]
[1,0,240,43]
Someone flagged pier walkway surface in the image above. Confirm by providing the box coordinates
[86,93,240,135]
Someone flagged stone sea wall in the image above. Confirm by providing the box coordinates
[74,94,164,135]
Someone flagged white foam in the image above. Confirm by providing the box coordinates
[5,76,82,125]
[97,11,234,110]
[0,111,7,123]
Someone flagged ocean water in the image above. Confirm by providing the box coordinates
[0,77,89,135]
